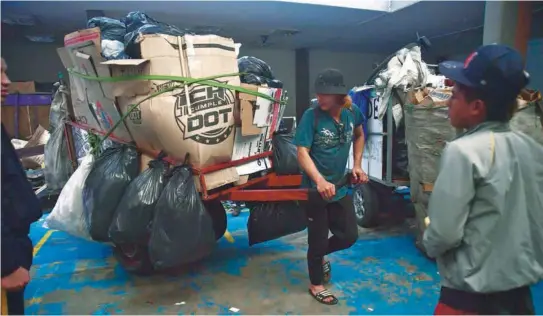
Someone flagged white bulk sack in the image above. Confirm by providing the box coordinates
[44,154,95,240]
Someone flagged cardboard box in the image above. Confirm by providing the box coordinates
[113,34,242,190]
[21,125,50,169]
[237,84,285,136]
[8,81,36,94]
[114,34,240,167]
[1,81,51,139]
[57,27,133,142]
[408,87,452,108]
[1,104,51,139]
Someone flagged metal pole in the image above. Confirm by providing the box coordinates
[386,98,393,183]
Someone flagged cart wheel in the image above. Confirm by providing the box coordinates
[413,202,433,260]
[113,243,154,276]
[353,183,380,228]
[204,200,227,240]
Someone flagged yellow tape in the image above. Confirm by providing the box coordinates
[223,230,235,243]
[33,230,54,257]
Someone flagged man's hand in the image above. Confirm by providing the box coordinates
[317,179,335,200]
[352,167,369,184]
[1,267,30,291]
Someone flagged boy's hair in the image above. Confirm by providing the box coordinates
[457,83,518,122]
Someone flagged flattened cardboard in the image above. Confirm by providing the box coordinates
[240,100,261,136]
[193,167,240,192]
[100,59,150,97]
[232,127,271,176]
[238,84,284,137]
[237,84,261,136]
[58,28,132,141]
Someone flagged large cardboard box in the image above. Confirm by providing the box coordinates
[57,28,133,141]
[114,34,240,166]
[111,34,242,190]
[8,81,36,94]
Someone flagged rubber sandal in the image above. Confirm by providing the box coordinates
[323,261,332,283]
[308,288,339,305]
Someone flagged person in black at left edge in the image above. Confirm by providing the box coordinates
[1,57,42,315]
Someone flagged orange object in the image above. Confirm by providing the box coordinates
[1,289,8,315]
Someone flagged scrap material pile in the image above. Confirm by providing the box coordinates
[405,87,543,194]
[44,11,300,271]
[372,45,543,249]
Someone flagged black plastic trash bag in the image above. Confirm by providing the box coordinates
[238,56,283,88]
[393,119,409,178]
[272,132,300,175]
[44,119,73,193]
[109,157,169,245]
[123,11,185,58]
[48,83,69,133]
[149,166,216,269]
[87,17,126,42]
[247,201,307,246]
[83,143,139,242]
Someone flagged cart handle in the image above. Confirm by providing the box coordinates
[307,174,353,201]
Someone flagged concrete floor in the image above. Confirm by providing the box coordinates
[27,212,543,315]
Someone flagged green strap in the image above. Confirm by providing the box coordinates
[67,70,287,147]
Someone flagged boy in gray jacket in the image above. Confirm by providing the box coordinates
[424,44,543,314]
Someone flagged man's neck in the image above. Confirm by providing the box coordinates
[328,106,342,120]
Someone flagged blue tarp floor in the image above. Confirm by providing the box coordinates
[26,212,543,315]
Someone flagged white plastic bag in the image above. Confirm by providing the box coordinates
[44,155,95,240]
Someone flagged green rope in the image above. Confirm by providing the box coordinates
[67,70,284,103]
[67,70,287,147]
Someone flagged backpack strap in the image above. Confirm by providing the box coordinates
[313,107,320,131]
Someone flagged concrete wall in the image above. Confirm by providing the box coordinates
[1,40,385,117]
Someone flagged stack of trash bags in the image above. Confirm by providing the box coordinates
[87,11,285,93]
[45,142,216,270]
[87,11,185,60]
[237,56,283,88]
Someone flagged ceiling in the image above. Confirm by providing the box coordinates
[1,1,542,55]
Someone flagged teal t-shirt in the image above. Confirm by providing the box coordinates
[294,105,364,201]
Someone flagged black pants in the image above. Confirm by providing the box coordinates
[306,194,358,285]
[438,286,535,315]
[6,289,25,315]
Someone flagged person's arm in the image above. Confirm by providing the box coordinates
[1,224,30,278]
[422,142,475,258]
[298,147,325,184]
[352,106,365,168]
[294,109,325,184]
[1,124,40,278]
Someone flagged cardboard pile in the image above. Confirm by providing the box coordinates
[58,28,286,190]
[11,125,50,169]
[403,87,457,199]
[1,81,51,139]
[232,84,286,181]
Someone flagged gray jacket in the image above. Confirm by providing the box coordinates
[423,121,543,293]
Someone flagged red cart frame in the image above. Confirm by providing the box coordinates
[65,121,309,203]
